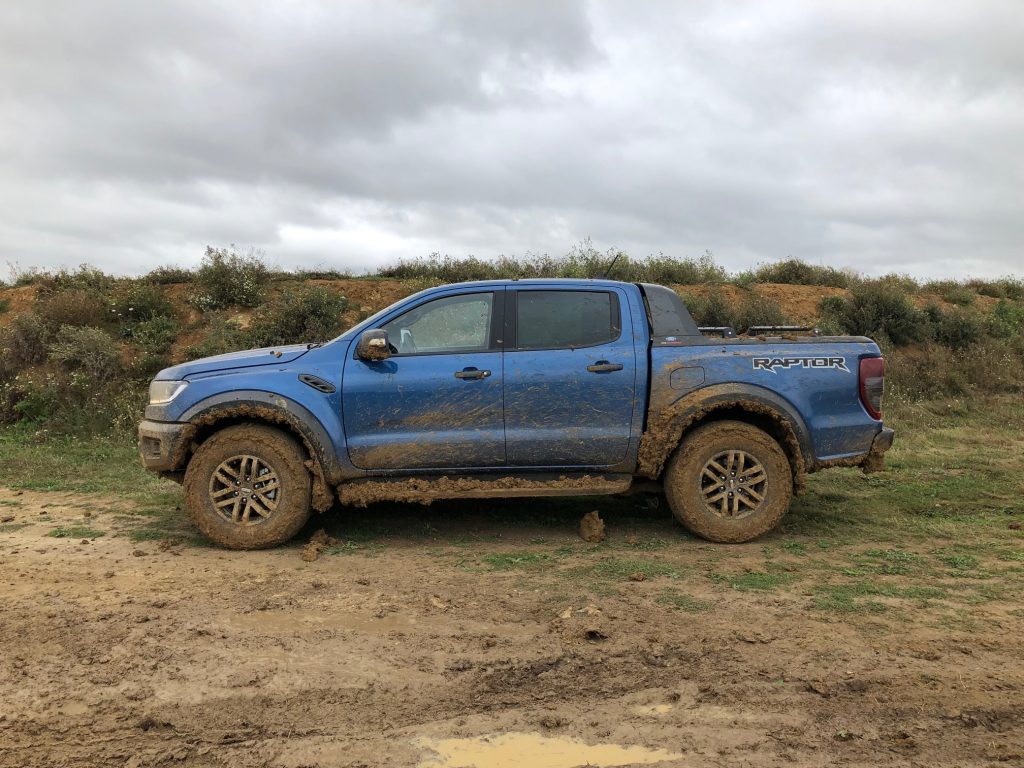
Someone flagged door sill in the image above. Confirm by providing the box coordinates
[337,472,633,507]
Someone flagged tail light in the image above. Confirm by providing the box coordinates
[859,357,885,420]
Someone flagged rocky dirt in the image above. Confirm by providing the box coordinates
[0,487,1021,768]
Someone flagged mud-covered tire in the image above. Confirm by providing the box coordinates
[183,424,312,549]
[664,420,792,543]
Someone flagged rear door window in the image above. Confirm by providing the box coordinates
[515,290,620,350]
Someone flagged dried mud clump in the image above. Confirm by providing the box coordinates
[300,528,339,562]
[578,510,606,543]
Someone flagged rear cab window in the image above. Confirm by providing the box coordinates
[512,290,621,350]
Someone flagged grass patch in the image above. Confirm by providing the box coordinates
[812,580,949,614]
[575,557,681,582]
[939,554,981,570]
[127,528,174,542]
[708,571,794,592]
[0,522,31,533]
[48,525,105,539]
[0,431,180,503]
[481,551,553,570]
[656,588,713,613]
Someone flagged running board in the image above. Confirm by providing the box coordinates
[337,473,634,507]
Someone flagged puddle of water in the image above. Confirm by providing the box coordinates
[417,732,683,768]
[632,703,674,716]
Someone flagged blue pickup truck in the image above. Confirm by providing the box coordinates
[138,279,893,549]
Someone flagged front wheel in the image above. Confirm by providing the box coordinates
[663,420,792,543]
[183,424,312,549]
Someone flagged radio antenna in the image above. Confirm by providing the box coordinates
[600,252,622,279]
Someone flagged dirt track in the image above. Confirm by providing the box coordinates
[1,487,1021,768]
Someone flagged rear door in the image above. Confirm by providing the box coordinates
[503,287,637,466]
[342,289,505,470]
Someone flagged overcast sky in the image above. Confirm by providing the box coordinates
[1,1,1022,279]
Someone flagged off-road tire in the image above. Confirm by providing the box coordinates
[184,424,312,549]
[664,420,792,543]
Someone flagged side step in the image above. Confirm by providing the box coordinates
[337,473,634,507]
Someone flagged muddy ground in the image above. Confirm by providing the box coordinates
[0,487,1021,768]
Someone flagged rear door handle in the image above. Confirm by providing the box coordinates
[455,367,491,380]
[587,361,623,373]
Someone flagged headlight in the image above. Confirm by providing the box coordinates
[149,380,188,405]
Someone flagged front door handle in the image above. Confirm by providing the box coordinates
[455,367,491,380]
[587,361,623,373]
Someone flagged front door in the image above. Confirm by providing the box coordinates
[503,287,637,466]
[342,290,505,470]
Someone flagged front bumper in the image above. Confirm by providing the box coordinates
[138,420,196,473]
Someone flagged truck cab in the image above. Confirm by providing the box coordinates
[139,279,893,548]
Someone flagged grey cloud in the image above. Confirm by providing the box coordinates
[0,0,1021,278]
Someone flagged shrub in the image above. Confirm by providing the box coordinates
[376,245,728,284]
[293,268,353,280]
[34,265,114,297]
[0,369,140,434]
[885,338,1024,400]
[734,294,788,332]
[189,246,269,310]
[6,313,51,366]
[967,277,1024,301]
[869,273,921,293]
[38,290,108,329]
[923,280,975,306]
[108,281,174,324]
[819,282,927,345]
[183,314,251,359]
[0,297,9,314]
[988,299,1024,338]
[933,310,982,350]
[128,315,179,353]
[682,291,734,328]
[744,259,852,288]
[249,287,350,347]
[48,326,122,382]
[145,265,194,284]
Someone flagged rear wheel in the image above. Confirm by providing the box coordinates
[184,424,312,549]
[663,420,792,543]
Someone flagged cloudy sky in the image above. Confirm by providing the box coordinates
[1,1,1021,278]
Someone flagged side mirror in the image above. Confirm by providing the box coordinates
[356,329,392,361]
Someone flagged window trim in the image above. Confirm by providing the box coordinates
[506,289,622,352]
[362,290,504,358]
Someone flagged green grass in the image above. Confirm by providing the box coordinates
[0,431,180,503]
[48,525,105,539]
[580,558,681,581]
[708,570,794,592]
[0,522,31,533]
[940,554,981,570]
[657,588,713,613]
[811,581,948,614]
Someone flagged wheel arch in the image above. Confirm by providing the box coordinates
[637,383,812,495]
[180,392,338,511]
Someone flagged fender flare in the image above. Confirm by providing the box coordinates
[180,390,342,483]
[637,383,813,490]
